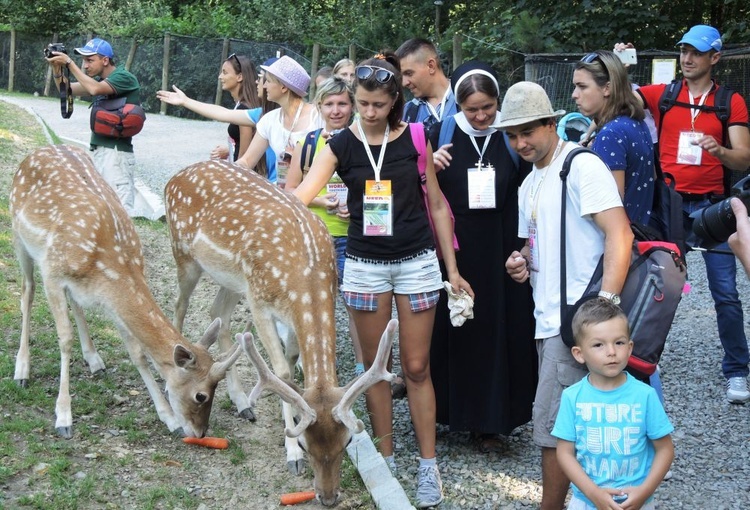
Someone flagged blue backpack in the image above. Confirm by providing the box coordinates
[556,112,592,143]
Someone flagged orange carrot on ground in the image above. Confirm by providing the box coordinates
[182,436,230,449]
[280,491,316,505]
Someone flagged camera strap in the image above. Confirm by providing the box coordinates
[59,65,73,119]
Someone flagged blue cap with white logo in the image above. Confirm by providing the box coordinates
[74,38,114,58]
[677,25,722,52]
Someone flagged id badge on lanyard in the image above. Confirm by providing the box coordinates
[363,180,393,236]
[467,161,496,209]
[466,134,496,209]
[677,131,703,165]
[677,88,709,165]
[357,120,393,236]
[527,219,540,273]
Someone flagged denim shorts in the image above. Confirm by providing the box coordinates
[341,249,443,312]
[532,334,588,448]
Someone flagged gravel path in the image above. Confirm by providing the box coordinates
[4,93,750,509]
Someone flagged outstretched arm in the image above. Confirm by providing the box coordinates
[156,85,256,126]
[46,53,114,97]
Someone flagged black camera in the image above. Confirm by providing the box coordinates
[691,175,750,249]
[44,43,67,59]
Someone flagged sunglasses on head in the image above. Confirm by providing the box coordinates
[580,52,602,65]
[356,65,394,84]
[227,52,241,69]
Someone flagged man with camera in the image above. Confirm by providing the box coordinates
[46,38,141,217]
[620,25,750,404]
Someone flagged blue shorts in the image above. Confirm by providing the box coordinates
[341,249,442,312]
[333,236,347,287]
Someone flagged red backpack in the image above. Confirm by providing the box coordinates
[90,97,146,139]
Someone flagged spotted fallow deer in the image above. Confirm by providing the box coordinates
[9,145,241,439]
[164,160,396,506]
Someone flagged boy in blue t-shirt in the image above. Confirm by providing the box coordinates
[552,298,674,510]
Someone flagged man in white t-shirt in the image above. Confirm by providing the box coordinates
[497,82,633,510]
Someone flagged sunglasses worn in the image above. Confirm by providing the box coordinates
[356,65,394,84]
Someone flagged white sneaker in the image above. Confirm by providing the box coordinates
[726,377,750,404]
[416,464,443,508]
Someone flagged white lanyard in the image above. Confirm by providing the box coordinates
[426,87,451,123]
[688,87,711,131]
[469,133,493,169]
[356,119,390,182]
[280,101,304,146]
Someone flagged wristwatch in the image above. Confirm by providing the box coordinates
[598,291,621,305]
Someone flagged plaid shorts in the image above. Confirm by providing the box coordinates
[343,290,440,312]
[341,248,443,312]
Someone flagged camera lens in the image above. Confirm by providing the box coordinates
[691,198,737,248]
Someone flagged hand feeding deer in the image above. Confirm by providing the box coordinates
[164,160,396,506]
[9,145,241,439]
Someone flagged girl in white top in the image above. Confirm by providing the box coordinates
[156,55,322,185]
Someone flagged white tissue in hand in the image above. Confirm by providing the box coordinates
[443,281,474,327]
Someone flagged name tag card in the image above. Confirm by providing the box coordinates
[467,165,496,209]
[677,131,703,165]
[363,180,393,236]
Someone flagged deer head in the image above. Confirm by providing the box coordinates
[238,320,397,506]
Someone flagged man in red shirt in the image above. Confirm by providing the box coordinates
[628,25,750,403]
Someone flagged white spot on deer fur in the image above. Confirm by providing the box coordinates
[319,290,329,300]
[303,267,312,277]
[303,312,312,323]
[289,292,298,302]
[302,293,311,305]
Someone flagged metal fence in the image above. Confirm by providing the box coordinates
[0,31,312,119]
[524,48,750,117]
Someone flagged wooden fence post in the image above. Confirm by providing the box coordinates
[125,37,137,72]
[452,33,462,70]
[216,37,230,105]
[310,43,321,100]
[160,33,171,115]
[8,28,16,92]
[349,44,356,62]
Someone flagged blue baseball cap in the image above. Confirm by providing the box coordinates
[74,38,114,58]
[677,25,722,52]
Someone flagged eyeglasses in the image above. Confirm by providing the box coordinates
[355,65,394,84]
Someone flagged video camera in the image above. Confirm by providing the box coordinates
[691,175,750,249]
[44,43,67,59]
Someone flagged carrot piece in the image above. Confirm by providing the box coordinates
[280,491,316,505]
[182,436,229,449]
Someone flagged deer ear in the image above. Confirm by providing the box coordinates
[174,344,196,368]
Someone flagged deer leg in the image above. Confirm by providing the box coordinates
[43,282,77,439]
[253,312,306,475]
[121,335,183,435]
[173,258,202,332]
[211,287,254,421]
[69,297,106,376]
[14,249,35,387]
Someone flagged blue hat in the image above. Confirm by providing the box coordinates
[677,25,722,52]
[75,38,114,58]
[262,57,279,67]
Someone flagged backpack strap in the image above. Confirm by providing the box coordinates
[559,147,598,321]
[404,100,421,123]
[299,128,323,177]
[409,122,428,179]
